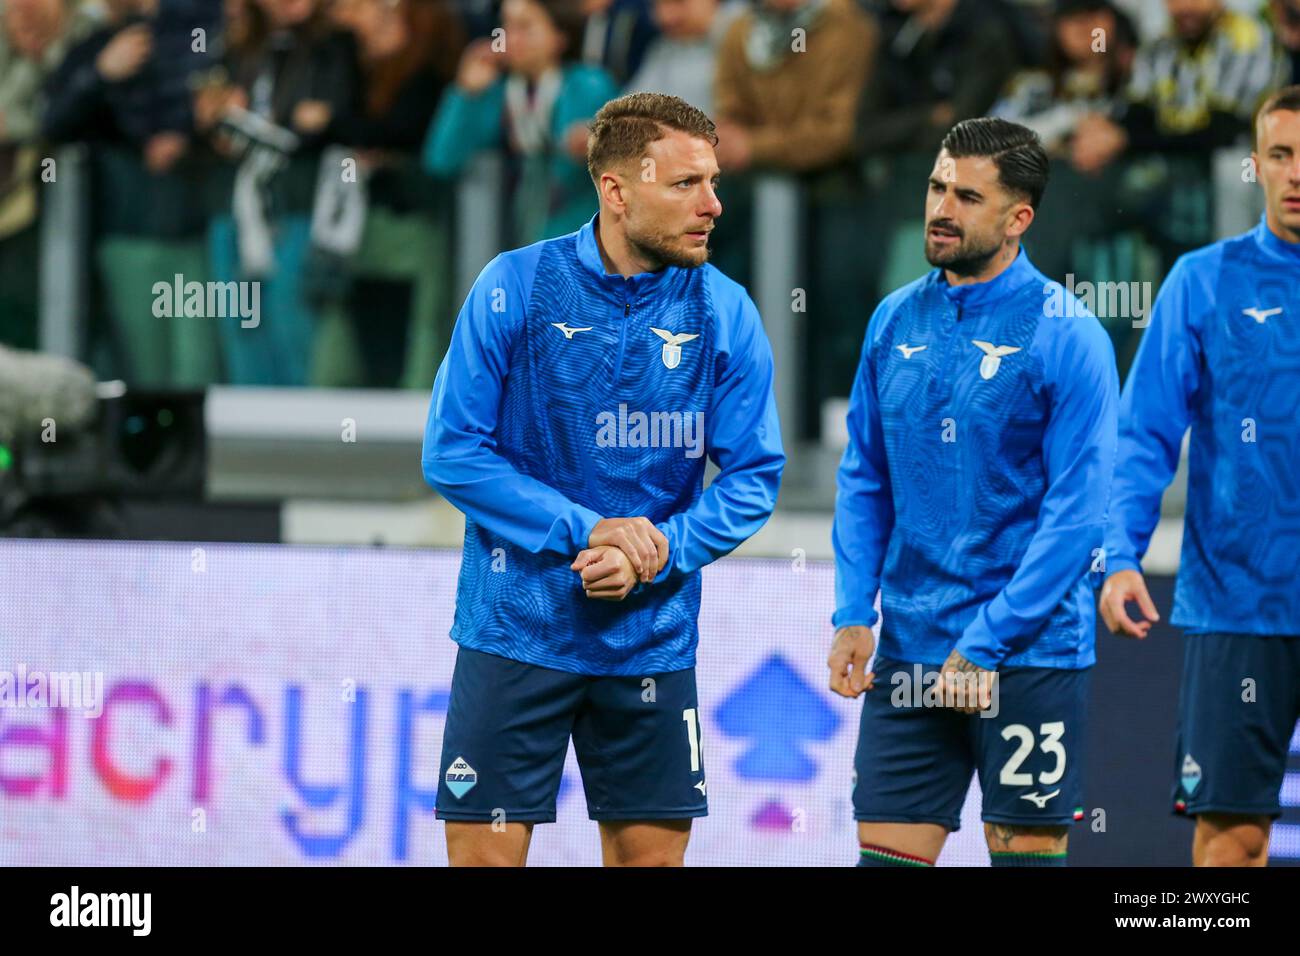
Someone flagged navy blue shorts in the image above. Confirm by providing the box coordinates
[436,646,708,823]
[1172,632,1300,819]
[853,657,1090,831]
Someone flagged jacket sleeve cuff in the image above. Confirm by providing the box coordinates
[953,614,1007,671]
[569,509,604,555]
[832,604,879,630]
[650,521,676,585]
[1104,553,1143,576]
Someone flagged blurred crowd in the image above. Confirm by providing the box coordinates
[0,0,1296,392]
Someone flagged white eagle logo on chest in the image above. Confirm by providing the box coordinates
[972,340,1022,380]
[650,327,699,369]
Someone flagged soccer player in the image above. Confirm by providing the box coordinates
[421,92,784,866]
[1100,86,1300,867]
[829,118,1119,867]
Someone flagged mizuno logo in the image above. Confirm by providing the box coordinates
[551,322,593,339]
[650,327,700,369]
[1019,789,1060,808]
[1243,306,1283,324]
[972,340,1022,380]
[694,779,707,796]
[896,344,928,359]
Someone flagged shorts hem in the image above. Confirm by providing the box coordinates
[435,810,557,823]
[588,807,708,821]
[853,812,960,832]
[1172,801,1282,820]
[981,812,1077,827]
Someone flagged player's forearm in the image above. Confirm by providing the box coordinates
[1104,439,1176,574]
[1106,340,1193,572]
[422,452,602,556]
[831,495,891,628]
[955,518,1106,668]
[652,456,783,581]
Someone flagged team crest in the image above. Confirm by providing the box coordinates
[445,756,478,798]
[650,327,699,369]
[972,340,1022,380]
[1180,754,1202,796]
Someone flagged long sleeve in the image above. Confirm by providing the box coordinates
[953,315,1119,669]
[653,283,784,580]
[421,252,604,556]
[1104,255,1207,574]
[831,303,895,629]
[421,80,505,178]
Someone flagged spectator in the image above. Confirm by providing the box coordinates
[713,0,877,173]
[993,0,1138,158]
[327,0,463,150]
[624,0,745,116]
[43,0,222,159]
[579,0,656,85]
[200,0,360,386]
[310,0,466,388]
[1270,0,1300,84]
[856,0,1017,157]
[42,0,226,387]
[1072,0,1284,174]
[422,0,617,245]
[1,0,92,350]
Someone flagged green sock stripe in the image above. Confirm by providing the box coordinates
[859,845,933,867]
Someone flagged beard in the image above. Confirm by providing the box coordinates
[923,221,1003,277]
[626,217,712,270]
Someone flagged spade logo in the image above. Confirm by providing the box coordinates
[445,756,478,799]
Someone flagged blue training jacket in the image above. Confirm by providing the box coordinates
[1105,215,1300,636]
[422,213,785,675]
[833,248,1119,670]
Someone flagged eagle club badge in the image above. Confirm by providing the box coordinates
[972,340,1022,380]
[650,327,699,369]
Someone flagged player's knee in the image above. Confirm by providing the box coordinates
[1196,815,1268,867]
[607,847,685,867]
[856,822,945,865]
[984,823,1069,865]
[601,821,690,866]
[448,844,527,866]
[446,823,529,867]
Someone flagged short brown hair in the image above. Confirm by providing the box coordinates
[1254,85,1300,147]
[585,93,718,185]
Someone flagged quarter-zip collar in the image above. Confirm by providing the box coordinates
[576,212,679,298]
[1253,212,1300,264]
[939,245,1039,312]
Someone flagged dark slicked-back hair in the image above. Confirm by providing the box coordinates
[1254,85,1300,147]
[586,93,718,185]
[940,118,1050,210]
